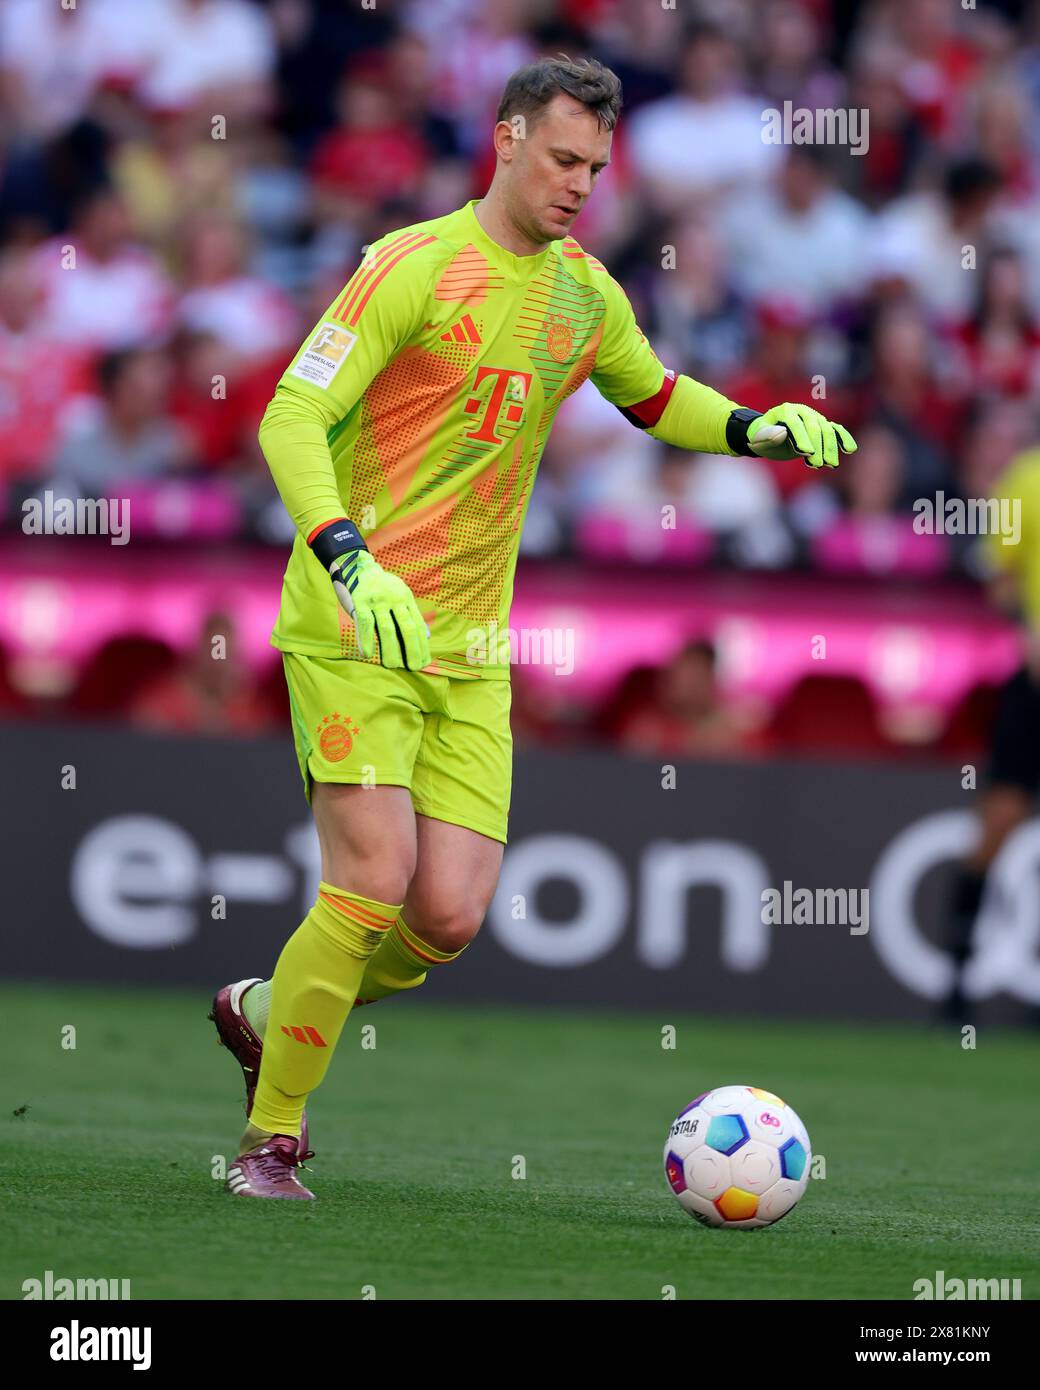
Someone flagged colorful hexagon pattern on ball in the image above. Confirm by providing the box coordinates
[663,1085,812,1230]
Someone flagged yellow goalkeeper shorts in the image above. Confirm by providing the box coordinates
[282,653,513,843]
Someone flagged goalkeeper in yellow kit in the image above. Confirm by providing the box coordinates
[211,56,857,1199]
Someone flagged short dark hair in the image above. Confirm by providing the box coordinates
[944,156,1002,206]
[496,55,622,132]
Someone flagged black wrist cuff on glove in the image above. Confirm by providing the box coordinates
[309,518,368,569]
[726,407,763,457]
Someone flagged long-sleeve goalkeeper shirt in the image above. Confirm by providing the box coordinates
[259,198,742,677]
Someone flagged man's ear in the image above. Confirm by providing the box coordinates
[493,117,521,162]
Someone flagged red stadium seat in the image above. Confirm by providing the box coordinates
[935,682,1001,759]
[65,637,178,719]
[0,646,30,716]
[766,674,893,758]
[591,664,661,742]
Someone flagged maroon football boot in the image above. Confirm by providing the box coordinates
[226,1135,315,1200]
[208,978,310,1157]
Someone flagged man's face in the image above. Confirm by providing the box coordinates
[498,93,613,246]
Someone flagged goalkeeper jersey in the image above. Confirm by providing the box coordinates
[263,199,674,677]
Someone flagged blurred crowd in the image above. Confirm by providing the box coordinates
[1,0,1039,744]
[4,0,1040,551]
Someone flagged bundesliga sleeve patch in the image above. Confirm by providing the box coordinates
[289,322,358,389]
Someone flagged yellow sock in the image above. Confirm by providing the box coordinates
[354,913,466,1005]
[249,882,400,1136]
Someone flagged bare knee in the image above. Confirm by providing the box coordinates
[400,819,503,953]
[403,896,489,955]
[328,850,414,908]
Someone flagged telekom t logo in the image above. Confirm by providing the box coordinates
[463,366,532,444]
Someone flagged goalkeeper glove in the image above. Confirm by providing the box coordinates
[308,518,431,671]
[727,404,857,470]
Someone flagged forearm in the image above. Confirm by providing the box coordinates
[647,373,743,456]
[257,383,351,540]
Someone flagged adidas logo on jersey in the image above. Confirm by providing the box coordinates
[439,314,482,345]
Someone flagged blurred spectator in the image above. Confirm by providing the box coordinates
[959,396,1036,504]
[617,444,790,570]
[843,37,928,209]
[586,0,677,111]
[949,247,1040,399]
[309,51,436,235]
[539,374,659,515]
[0,0,146,141]
[967,77,1038,203]
[856,297,966,502]
[174,213,298,364]
[0,248,92,481]
[31,187,174,351]
[381,31,471,221]
[131,0,277,121]
[746,0,842,112]
[110,106,237,250]
[648,216,750,383]
[720,145,872,313]
[872,0,981,143]
[679,448,792,570]
[810,421,952,576]
[408,0,538,155]
[272,0,398,153]
[871,158,1005,323]
[48,347,190,497]
[626,20,779,212]
[611,639,763,758]
[168,330,274,471]
[842,422,907,518]
[234,125,318,293]
[128,610,277,735]
[719,296,847,503]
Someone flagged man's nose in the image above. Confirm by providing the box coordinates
[568,167,593,199]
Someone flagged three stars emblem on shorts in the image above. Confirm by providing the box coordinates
[316,711,361,761]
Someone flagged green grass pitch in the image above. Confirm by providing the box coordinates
[3,982,1038,1300]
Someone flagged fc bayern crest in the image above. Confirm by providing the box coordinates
[545,314,575,362]
[317,712,359,762]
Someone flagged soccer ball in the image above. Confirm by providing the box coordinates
[663,1084,812,1229]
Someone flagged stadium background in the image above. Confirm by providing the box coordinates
[3,0,1040,1304]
